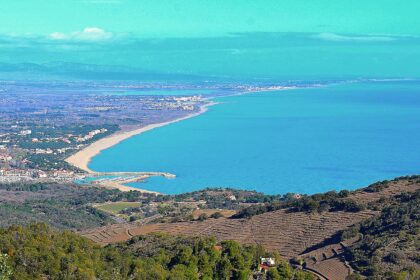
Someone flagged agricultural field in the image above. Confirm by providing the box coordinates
[94,201,140,215]
[191,208,237,219]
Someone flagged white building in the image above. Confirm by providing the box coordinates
[19,130,32,136]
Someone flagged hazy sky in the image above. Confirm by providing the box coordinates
[1,1,420,80]
[2,0,420,37]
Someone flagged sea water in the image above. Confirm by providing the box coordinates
[89,81,420,194]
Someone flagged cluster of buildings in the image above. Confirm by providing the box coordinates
[145,96,202,111]
[75,128,108,142]
[0,168,76,184]
[0,88,209,185]
[32,148,54,154]
[246,86,293,93]
[0,152,12,163]
[19,129,32,136]
[29,147,77,155]
[147,102,195,111]
[0,134,11,145]
[0,146,14,165]
[0,126,109,157]
[0,124,112,175]
[173,96,202,102]
[32,137,71,144]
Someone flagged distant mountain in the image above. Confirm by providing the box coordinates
[0,62,205,82]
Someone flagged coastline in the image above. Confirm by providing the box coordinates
[96,180,158,194]
[66,101,217,191]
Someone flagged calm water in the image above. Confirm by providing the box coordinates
[90,81,420,194]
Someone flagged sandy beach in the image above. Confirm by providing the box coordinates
[66,101,216,191]
[97,180,158,194]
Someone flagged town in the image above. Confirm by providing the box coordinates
[0,81,212,184]
[0,79,318,186]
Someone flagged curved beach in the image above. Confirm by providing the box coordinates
[66,101,216,174]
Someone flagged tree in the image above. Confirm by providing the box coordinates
[168,264,198,280]
[216,256,232,280]
[198,251,212,278]
[346,273,363,280]
[254,244,265,266]
[198,213,208,221]
[222,241,245,270]
[294,270,315,280]
[277,260,292,279]
[0,254,12,280]
[267,268,281,280]
[338,190,350,198]
[210,212,224,219]
[173,246,193,266]
[234,268,251,280]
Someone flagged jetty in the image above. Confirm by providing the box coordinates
[87,171,176,178]
[77,171,176,194]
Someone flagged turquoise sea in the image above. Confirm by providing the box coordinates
[89,81,420,195]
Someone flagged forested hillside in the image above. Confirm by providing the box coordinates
[0,177,418,279]
[341,190,419,280]
[0,182,151,229]
[0,224,314,280]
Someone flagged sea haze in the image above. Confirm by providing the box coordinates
[89,81,420,194]
[2,33,420,81]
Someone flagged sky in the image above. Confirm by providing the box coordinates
[1,0,420,80]
[2,0,420,37]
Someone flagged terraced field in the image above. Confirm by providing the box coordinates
[299,240,357,280]
[80,178,419,264]
[192,209,237,219]
[350,179,418,203]
[78,223,138,245]
[80,208,377,256]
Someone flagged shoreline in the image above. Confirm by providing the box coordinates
[95,180,159,194]
[66,101,217,192]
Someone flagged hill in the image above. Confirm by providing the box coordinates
[341,190,419,279]
[80,176,420,280]
[0,176,418,279]
[0,223,314,280]
[0,182,154,229]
